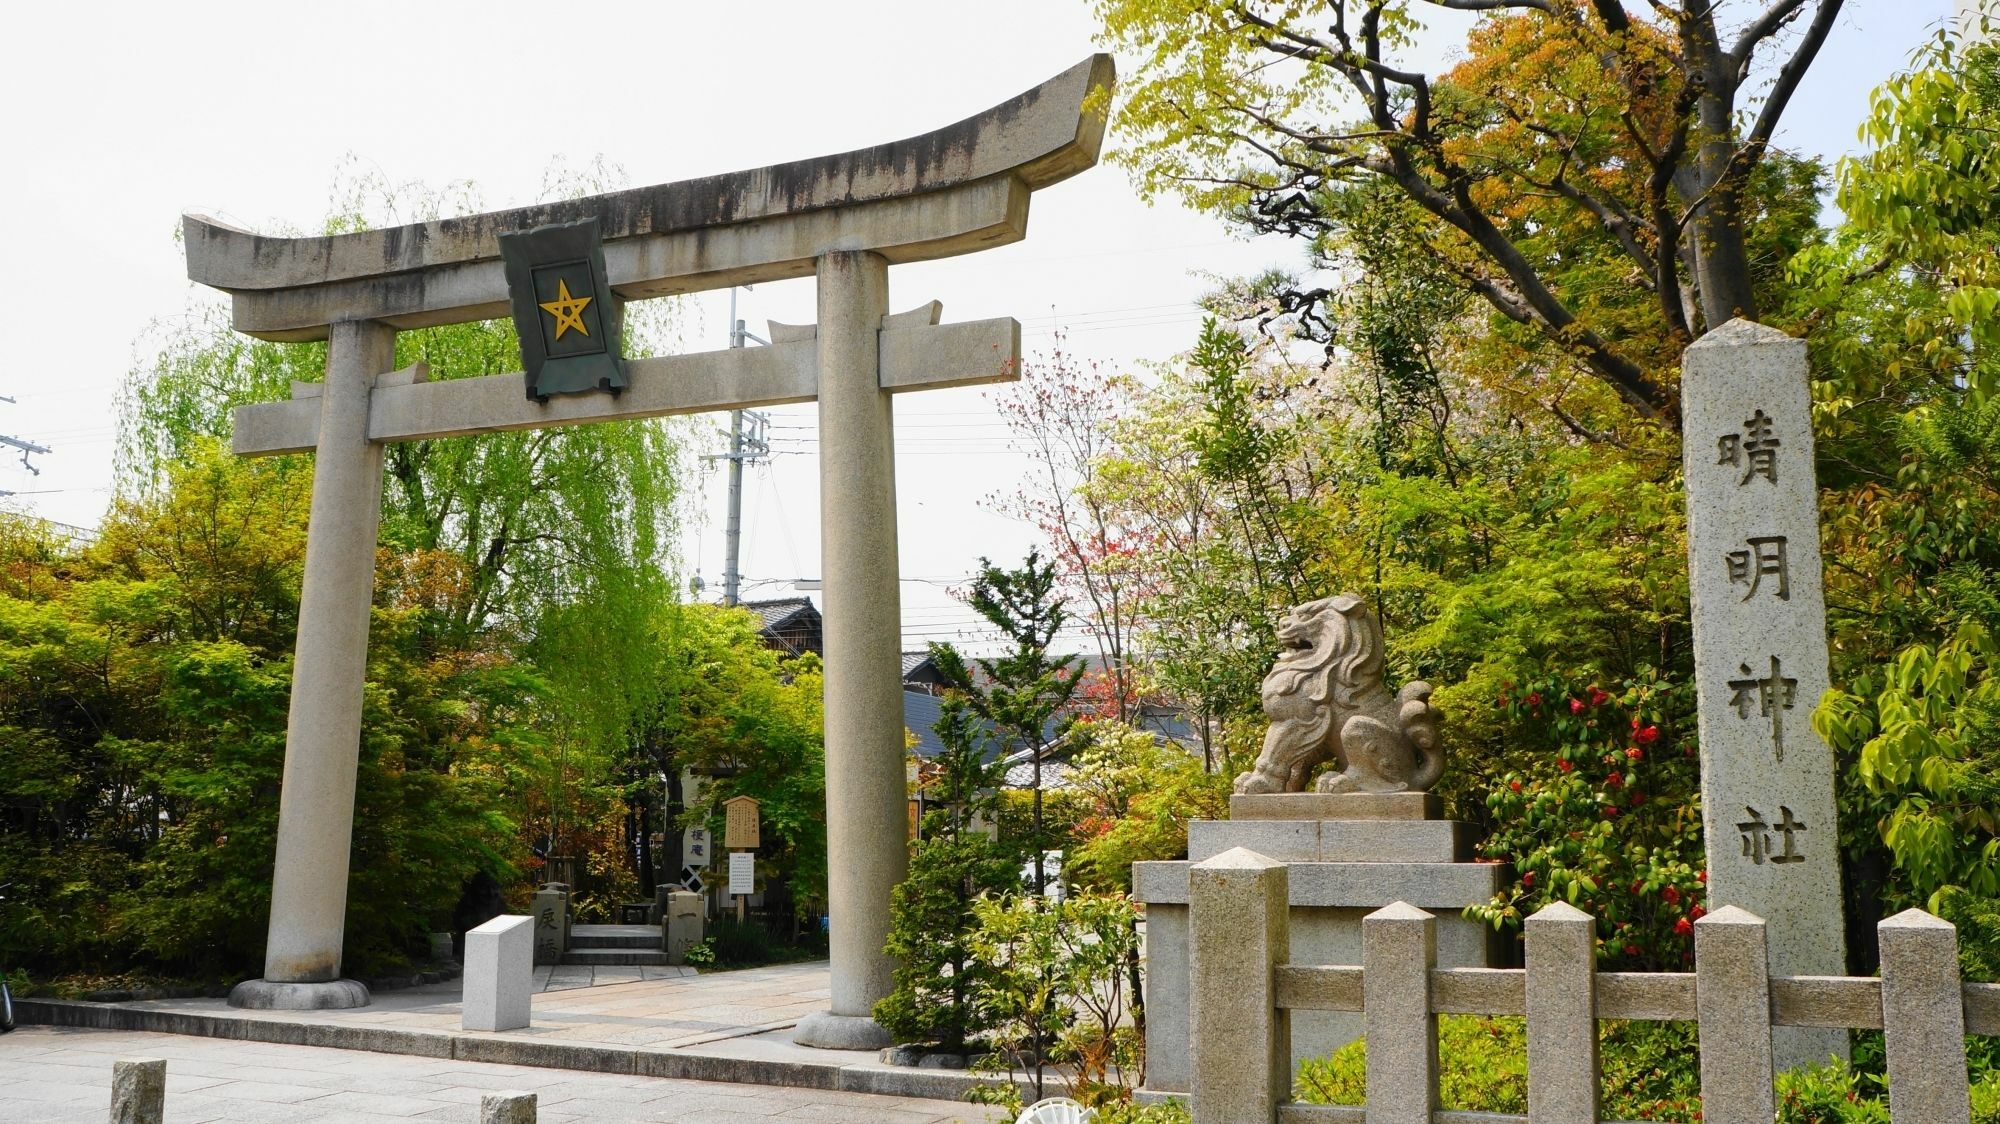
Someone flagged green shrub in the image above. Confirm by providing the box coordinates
[1469,675,1708,971]
[1295,1016,1701,1121]
[1775,1060,1890,1123]
[704,917,782,969]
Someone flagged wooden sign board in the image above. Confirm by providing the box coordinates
[723,795,761,849]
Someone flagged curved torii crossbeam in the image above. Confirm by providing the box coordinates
[195,56,1114,1047]
[186,54,1113,340]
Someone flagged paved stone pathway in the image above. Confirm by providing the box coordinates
[533,962,695,993]
[0,1027,999,1123]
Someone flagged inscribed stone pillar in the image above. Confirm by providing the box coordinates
[1681,318,1846,1068]
[243,318,393,1006]
[793,250,904,1050]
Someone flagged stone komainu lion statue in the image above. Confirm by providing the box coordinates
[1233,593,1445,796]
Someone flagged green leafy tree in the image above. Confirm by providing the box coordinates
[944,553,1086,897]
[875,664,1018,1051]
[646,603,828,917]
[1098,0,1847,422]
[0,445,540,982]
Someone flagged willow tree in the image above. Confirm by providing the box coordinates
[1097,0,1846,425]
[117,172,689,861]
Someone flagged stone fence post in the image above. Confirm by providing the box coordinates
[1188,846,1288,1124]
[1524,901,1598,1123]
[1880,908,1972,1122]
[1694,905,1776,1124]
[1363,902,1438,1123]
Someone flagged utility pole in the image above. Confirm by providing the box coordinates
[0,396,49,497]
[717,288,770,606]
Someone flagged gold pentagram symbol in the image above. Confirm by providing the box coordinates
[538,278,593,340]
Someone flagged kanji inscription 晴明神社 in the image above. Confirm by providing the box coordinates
[1681,319,1847,1068]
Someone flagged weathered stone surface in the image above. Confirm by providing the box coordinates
[663,891,705,965]
[230,318,1020,457]
[184,56,1114,340]
[1139,818,1497,1097]
[1524,901,1598,1123]
[479,1091,537,1124]
[1362,902,1439,1118]
[1878,908,1971,1122]
[260,320,396,992]
[1694,906,1776,1124]
[110,1057,165,1124]
[225,978,371,1011]
[1133,857,1498,908]
[463,914,533,1033]
[1188,818,1468,863]
[1230,792,1441,821]
[1682,318,1847,1069]
[531,888,566,967]
[802,249,903,1045]
[1233,594,1444,796]
[1189,848,1288,1124]
[1189,819,1320,863]
[792,1011,893,1051]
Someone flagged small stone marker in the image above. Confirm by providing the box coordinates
[723,795,761,849]
[110,1058,165,1124]
[463,913,533,1032]
[530,885,566,966]
[1682,319,1846,1068]
[480,1091,538,1124]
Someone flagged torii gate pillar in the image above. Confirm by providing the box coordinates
[186,55,1113,1045]
[806,251,907,1044]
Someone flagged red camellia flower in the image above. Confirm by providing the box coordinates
[1675,917,1694,937]
[1696,870,1708,883]
[1509,780,1523,792]
[1624,943,1642,957]
[1526,692,1543,708]
[1606,771,1624,787]
[1558,758,1574,772]
[1626,747,1644,761]
[1522,871,1536,888]
[1630,793,1646,807]
[1603,805,1620,819]
[1662,885,1681,905]
[1690,904,1706,920]
[1570,698,1586,715]
[1588,687,1609,707]
[1635,725,1660,745]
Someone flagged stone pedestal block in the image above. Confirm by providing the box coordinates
[665,891,706,964]
[463,914,533,1032]
[1136,814,1500,1096]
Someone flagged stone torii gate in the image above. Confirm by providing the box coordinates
[187,56,1113,1047]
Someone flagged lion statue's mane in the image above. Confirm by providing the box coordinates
[1232,593,1445,796]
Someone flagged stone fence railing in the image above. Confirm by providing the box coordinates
[1187,847,2000,1123]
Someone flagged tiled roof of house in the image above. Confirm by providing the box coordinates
[743,597,816,631]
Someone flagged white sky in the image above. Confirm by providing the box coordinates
[0,0,1949,653]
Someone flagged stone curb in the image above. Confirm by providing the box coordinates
[16,998,1030,1103]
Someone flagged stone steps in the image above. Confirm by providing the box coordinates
[558,947,675,966]
[569,925,659,950]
